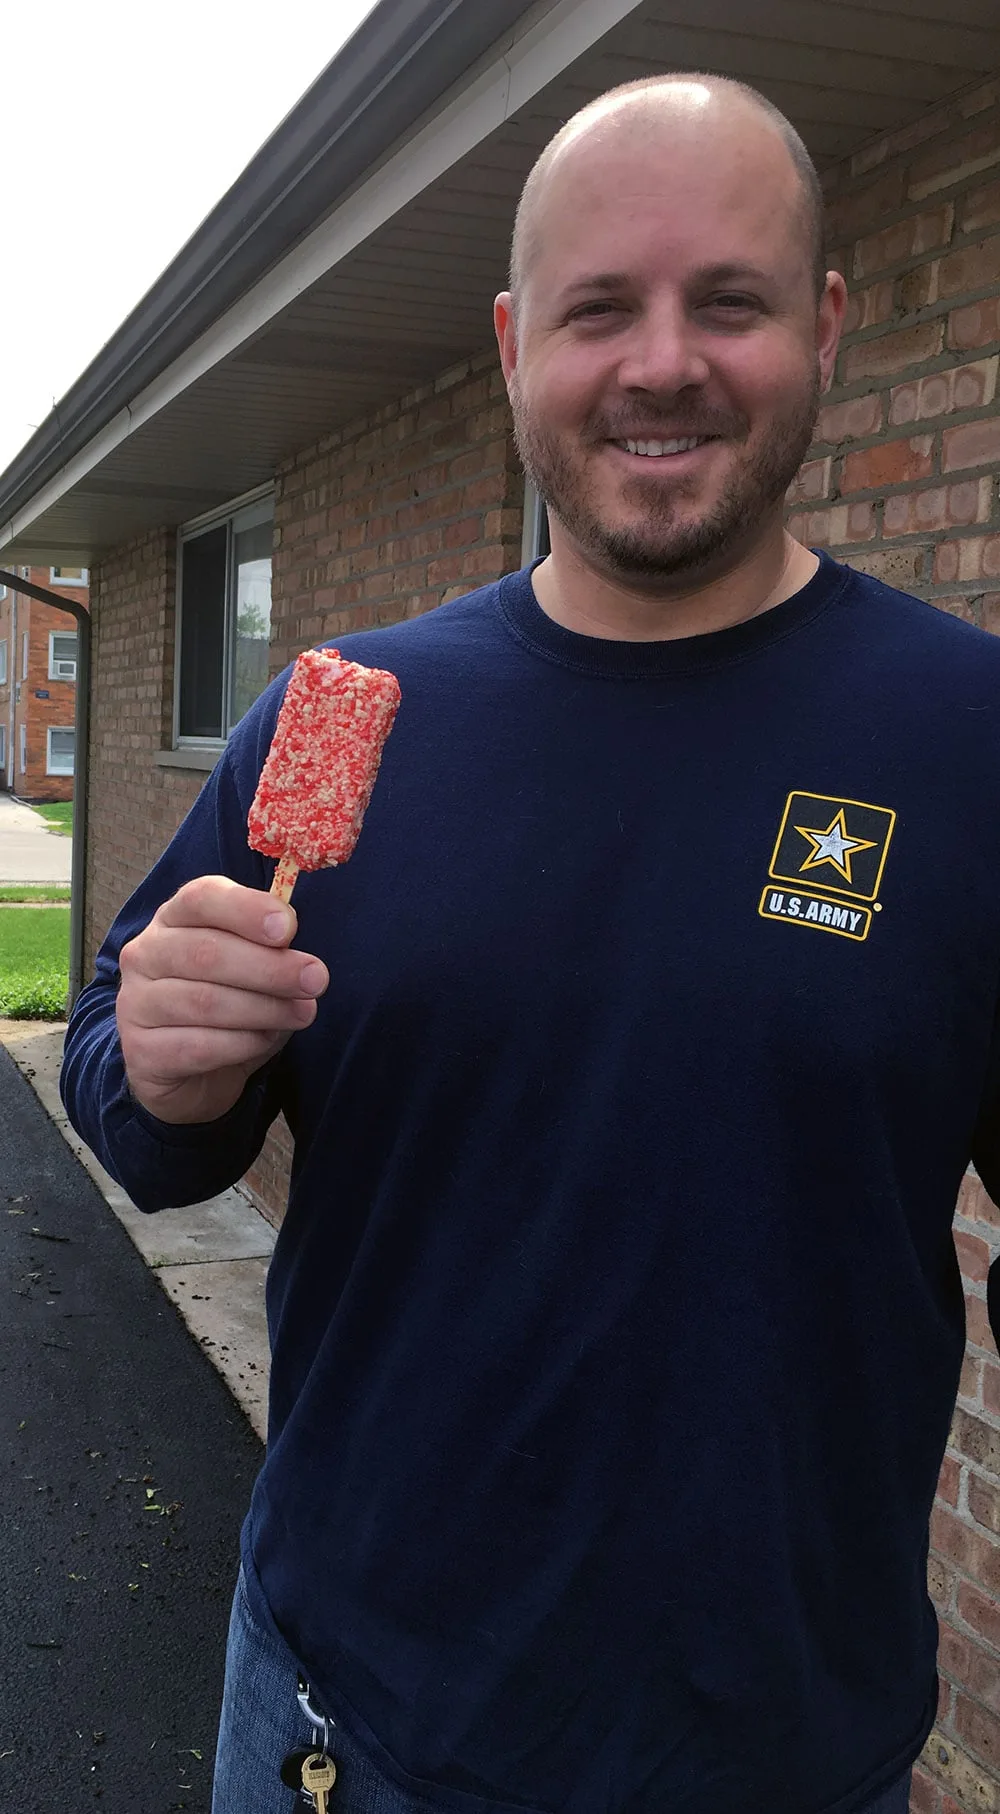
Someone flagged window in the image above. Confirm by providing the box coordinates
[46,727,75,776]
[0,725,6,770]
[48,631,78,680]
[49,567,89,587]
[21,632,28,679]
[521,480,550,565]
[19,723,26,773]
[0,640,6,685]
[176,496,273,742]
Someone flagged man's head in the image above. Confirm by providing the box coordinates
[494,76,846,591]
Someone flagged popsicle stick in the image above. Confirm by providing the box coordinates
[270,854,300,902]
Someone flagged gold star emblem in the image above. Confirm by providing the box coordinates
[794,808,877,886]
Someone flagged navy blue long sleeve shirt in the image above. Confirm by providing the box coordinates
[63,554,1000,1813]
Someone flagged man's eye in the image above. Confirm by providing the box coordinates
[706,294,760,313]
[568,301,622,320]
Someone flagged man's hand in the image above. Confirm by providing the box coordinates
[115,876,329,1125]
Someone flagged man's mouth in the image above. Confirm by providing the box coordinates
[614,436,714,457]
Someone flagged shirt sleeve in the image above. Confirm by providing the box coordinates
[61,706,289,1214]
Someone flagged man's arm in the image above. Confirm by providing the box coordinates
[61,736,328,1212]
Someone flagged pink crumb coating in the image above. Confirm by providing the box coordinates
[248,647,401,870]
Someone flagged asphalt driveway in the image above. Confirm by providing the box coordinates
[0,1042,263,1812]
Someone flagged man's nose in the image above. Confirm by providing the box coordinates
[615,303,710,395]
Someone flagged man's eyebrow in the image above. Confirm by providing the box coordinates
[555,262,776,302]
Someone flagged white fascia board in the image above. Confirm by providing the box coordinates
[1,0,646,552]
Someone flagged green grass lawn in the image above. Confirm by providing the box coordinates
[0,885,71,903]
[30,801,73,836]
[0,906,70,1018]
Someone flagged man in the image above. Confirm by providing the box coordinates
[62,75,1000,1814]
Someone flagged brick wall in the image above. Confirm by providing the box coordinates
[269,347,522,671]
[788,75,1000,629]
[796,75,1000,1812]
[85,528,201,958]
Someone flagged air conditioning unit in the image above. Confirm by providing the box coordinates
[53,659,77,680]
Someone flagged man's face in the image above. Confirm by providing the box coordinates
[497,107,843,587]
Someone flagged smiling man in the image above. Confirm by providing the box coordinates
[62,75,1000,1814]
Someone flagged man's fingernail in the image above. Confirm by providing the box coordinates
[264,912,290,942]
[300,961,326,996]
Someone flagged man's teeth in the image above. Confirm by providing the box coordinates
[620,436,706,456]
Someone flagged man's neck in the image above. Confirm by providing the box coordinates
[531,527,819,643]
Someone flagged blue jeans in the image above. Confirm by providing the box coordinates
[212,1565,914,1814]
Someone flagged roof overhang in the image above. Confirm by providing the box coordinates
[2,0,998,564]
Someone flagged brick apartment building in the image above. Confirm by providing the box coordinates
[0,564,86,800]
[0,1,999,1801]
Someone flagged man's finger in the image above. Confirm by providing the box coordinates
[121,922,328,1001]
[122,975,320,1034]
[157,874,299,948]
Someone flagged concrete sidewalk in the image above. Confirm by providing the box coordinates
[0,791,73,883]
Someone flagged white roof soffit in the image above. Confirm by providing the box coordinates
[0,0,645,556]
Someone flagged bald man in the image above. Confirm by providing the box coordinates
[63,75,1000,1814]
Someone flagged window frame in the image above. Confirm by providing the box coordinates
[48,630,78,681]
[521,480,550,566]
[46,726,75,776]
[49,567,89,587]
[0,640,7,685]
[174,486,274,749]
[0,724,5,770]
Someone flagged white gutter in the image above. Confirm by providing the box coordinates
[0,0,645,552]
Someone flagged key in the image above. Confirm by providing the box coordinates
[301,1751,337,1813]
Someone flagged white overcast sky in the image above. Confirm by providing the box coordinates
[0,0,379,476]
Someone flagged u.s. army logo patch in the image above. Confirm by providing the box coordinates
[758,791,895,942]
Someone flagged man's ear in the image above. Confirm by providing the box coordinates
[817,271,848,394]
[494,292,518,387]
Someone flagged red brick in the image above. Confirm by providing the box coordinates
[883,480,991,539]
[957,1231,994,1285]
[890,360,999,426]
[938,1453,962,1506]
[960,1353,984,1405]
[909,1767,939,1814]
[947,298,1000,353]
[843,321,945,382]
[931,1503,1000,1593]
[970,1475,1000,1538]
[825,166,906,242]
[938,236,1000,302]
[786,502,876,547]
[942,418,1000,472]
[842,280,895,335]
[841,435,934,492]
[951,1406,1000,1474]
[986,1365,1000,1419]
[968,1290,997,1353]
[958,1580,1000,1650]
[962,181,1000,236]
[909,119,1000,202]
[983,596,1000,642]
[786,457,832,504]
[959,1174,1000,1231]
[853,204,954,278]
[956,1692,1000,1768]
[813,393,883,444]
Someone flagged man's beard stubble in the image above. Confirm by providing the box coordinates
[511,374,821,585]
